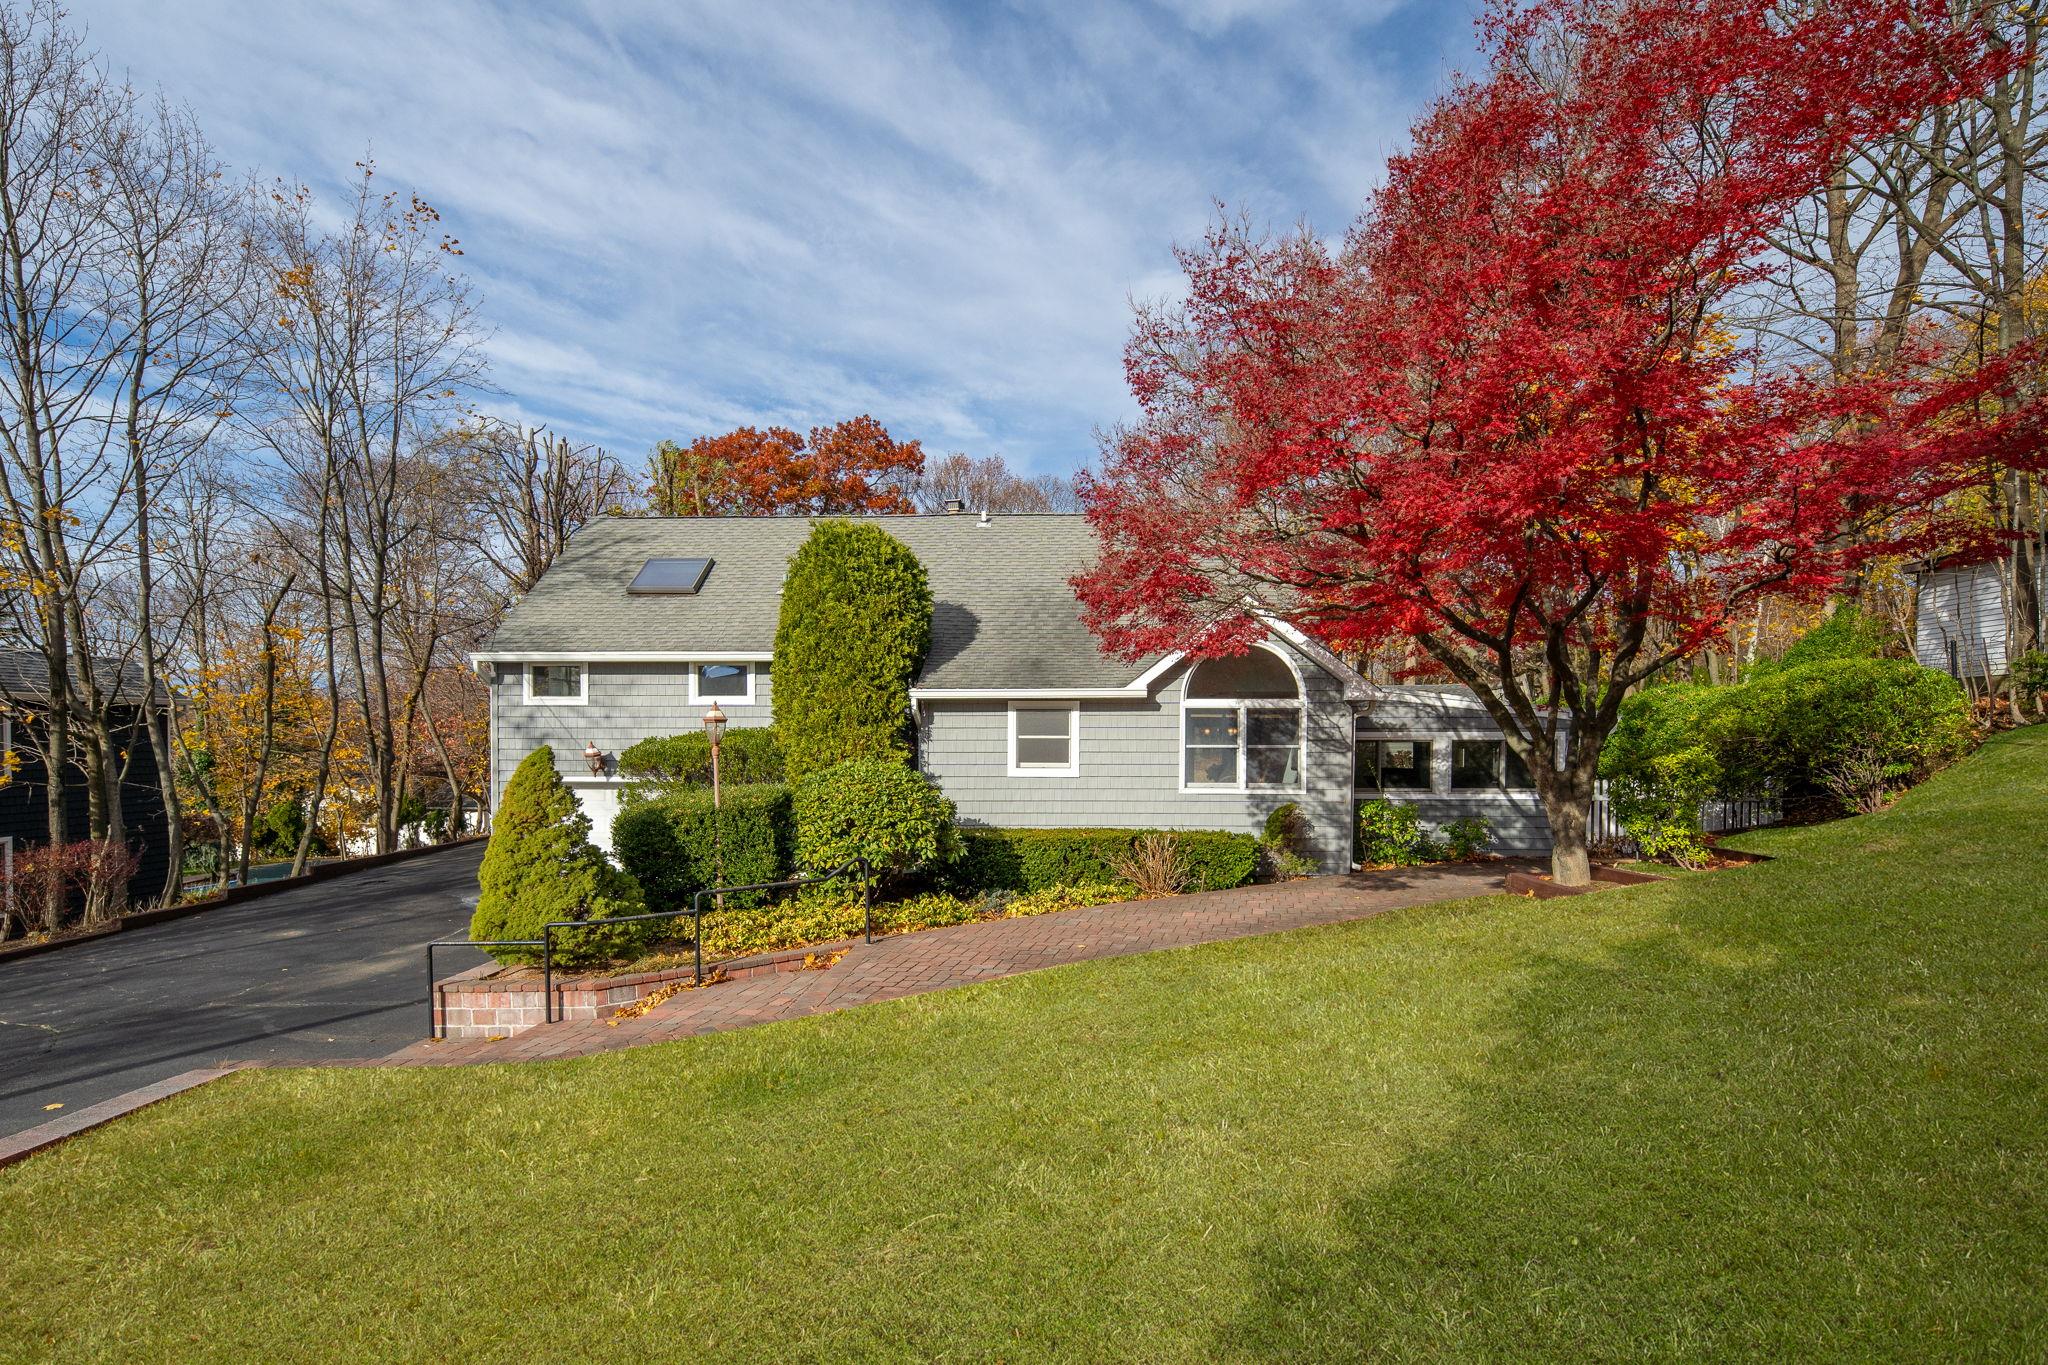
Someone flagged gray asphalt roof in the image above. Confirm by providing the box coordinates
[482,514,1158,691]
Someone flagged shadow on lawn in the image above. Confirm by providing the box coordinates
[1213,856,2046,1361]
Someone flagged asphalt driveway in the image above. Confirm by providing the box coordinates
[0,841,489,1138]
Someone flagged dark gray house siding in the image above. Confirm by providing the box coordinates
[0,663,174,900]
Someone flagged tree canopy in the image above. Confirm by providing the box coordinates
[648,416,923,515]
[1074,0,2045,883]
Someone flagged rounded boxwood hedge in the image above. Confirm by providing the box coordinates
[792,757,959,881]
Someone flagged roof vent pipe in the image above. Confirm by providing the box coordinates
[977,508,992,527]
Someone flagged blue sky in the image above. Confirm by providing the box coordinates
[79,0,1478,479]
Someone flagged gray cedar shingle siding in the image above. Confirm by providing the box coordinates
[487,660,775,847]
[1355,690,1560,855]
[918,643,1358,871]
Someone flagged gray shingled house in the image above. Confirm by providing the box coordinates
[473,513,1558,871]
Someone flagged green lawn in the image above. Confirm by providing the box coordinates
[5,730,2046,1361]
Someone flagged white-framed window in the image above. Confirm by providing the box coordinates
[1007,703,1080,778]
[688,662,755,705]
[1448,738,1535,791]
[1180,647,1305,792]
[523,662,588,705]
[1356,737,1437,792]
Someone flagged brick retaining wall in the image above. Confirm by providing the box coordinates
[432,944,851,1039]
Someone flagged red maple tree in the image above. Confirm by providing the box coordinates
[649,417,924,515]
[1075,0,2042,883]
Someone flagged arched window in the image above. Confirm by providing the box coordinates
[1182,648,1304,790]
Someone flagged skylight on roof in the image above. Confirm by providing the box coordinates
[628,557,713,595]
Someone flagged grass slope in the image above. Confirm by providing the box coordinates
[4,730,2045,1362]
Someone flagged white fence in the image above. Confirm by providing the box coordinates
[1589,781,1781,849]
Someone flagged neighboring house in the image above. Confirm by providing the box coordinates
[473,513,1559,872]
[0,647,174,909]
[1910,551,2047,683]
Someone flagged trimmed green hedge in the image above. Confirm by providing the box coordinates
[611,783,795,911]
[617,727,785,788]
[949,827,1259,894]
[792,757,959,881]
[1602,657,1973,815]
[1719,658,1971,795]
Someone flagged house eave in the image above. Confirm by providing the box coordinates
[469,650,775,667]
[910,686,1152,702]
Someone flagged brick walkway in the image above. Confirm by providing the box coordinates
[380,860,1520,1067]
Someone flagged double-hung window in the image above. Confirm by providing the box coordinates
[1009,704,1079,777]
[1357,738,1434,791]
[1181,649,1304,792]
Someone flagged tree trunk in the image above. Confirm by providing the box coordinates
[1540,763,1598,887]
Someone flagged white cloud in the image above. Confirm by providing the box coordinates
[73,0,1460,478]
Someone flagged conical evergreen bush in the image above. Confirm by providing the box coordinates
[772,520,932,781]
[470,746,648,967]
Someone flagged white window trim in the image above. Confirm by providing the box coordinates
[1007,702,1080,778]
[1353,733,1441,796]
[1444,737,1541,796]
[687,661,756,706]
[522,661,589,706]
[1177,645,1308,795]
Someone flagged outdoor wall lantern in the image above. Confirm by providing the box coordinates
[582,740,606,776]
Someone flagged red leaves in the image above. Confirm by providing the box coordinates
[651,416,924,516]
[1076,0,2040,693]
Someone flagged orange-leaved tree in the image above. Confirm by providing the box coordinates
[649,416,923,515]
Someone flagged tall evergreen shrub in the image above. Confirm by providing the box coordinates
[470,746,648,967]
[772,520,933,780]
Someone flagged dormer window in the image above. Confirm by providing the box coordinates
[628,557,712,594]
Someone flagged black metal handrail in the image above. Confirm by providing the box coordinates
[425,859,874,1036]
[677,856,874,996]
